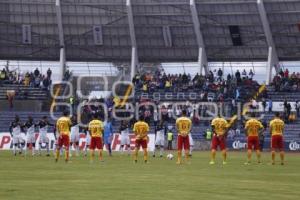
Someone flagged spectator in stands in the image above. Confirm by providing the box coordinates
[235,70,241,83]
[262,98,267,113]
[34,68,40,77]
[279,68,284,77]
[24,73,30,86]
[249,99,258,109]
[284,69,289,78]
[47,68,52,79]
[217,68,223,81]
[42,75,50,90]
[227,74,232,81]
[242,69,247,78]
[0,68,6,85]
[268,99,273,113]
[6,90,15,109]
[259,121,267,151]
[249,69,254,79]
[235,88,240,100]
[295,100,300,117]
[63,70,71,81]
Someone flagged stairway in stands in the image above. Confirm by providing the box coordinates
[0,111,58,132]
[266,85,300,101]
[0,84,48,100]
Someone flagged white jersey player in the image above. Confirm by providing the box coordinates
[24,116,36,156]
[189,133,194,156]
[37,116,53,156]
[9,115,25,156]
[84,129,91,157]
[70,116,80,157]
[153,121,165,157]
[119,121,131,155]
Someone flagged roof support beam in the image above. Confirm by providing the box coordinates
[55,0,66,80]
[257,0,279,79]
[190,0,208,75]
[126,0,139,80]
[266,46,275,85]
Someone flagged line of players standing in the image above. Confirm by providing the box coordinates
[9,115,86,157]
[10,115,53,156]
[9,110,285,165]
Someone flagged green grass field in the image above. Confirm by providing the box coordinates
[1,151,300,200]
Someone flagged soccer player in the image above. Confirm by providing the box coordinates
[103,118,113,156]
[37,116,54,156]
[188,133,194,157]
[23,116,36,156]
[269,112,285,165]
[133,116,150,163]
[119,121,131,155]
[84,128,91,157]
[244,113,264,164]
[176,110,192,165]
[88,114,104,163]
[70,115,80,157]
[55,111,72,163]
[153,121,165,158]
[9,115,24,156]
[210,115,229,165]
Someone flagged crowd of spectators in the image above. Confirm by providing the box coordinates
[272,68,300,92]
[132,68,260,103]
[0,67,52,90]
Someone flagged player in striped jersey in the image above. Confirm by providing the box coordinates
[24,116,36,156]
[9,115,24,156]
[153,121,165,158]
[37,116,54,156]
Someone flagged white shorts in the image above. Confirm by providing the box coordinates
[189,134,194,146]
[27,134,36,144]
[70,132,80,143]
[39,133,49,144]
[13,135,25,144]
[86,134,91,146]
[155,137,165,146]
[120,135,130,146]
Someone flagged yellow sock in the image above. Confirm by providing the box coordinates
[65,150,69,161]
[247,150,252,162]
[55,149,60,160]
[134,149,138,161]
[99,151,103,161]
[177,151,182,163]
[256,150,261,163]
[280,151,284,164]
[222,150,227,162]
[185,151,189,162]
[143,150,148,162]
[211,150,216,162]
[272,151,275,164]
[90,150,95,162]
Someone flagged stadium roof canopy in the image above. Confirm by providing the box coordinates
[0,0,300,63]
